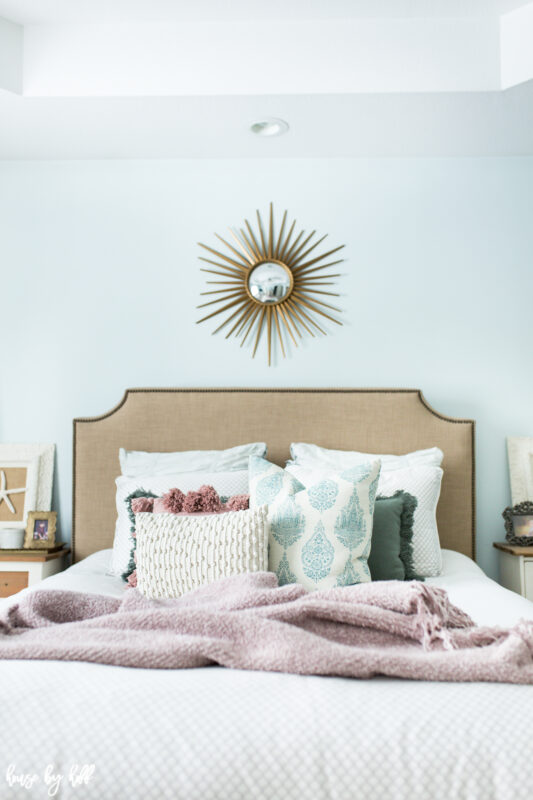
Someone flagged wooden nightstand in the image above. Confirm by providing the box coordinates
[0,548,70,598]
[494,542,533,601]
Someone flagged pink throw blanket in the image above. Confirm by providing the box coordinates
[1,573,533,683]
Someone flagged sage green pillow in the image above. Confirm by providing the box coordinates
[368,490,419,581]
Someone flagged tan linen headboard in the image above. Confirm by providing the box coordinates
[72,388,475,562]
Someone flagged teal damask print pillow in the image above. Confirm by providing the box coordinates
[249,456,381,592]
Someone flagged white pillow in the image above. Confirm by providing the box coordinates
[289,443,443,472]
[135,506,269,599]
[111,470,249,577]
[287,463,443,578]
[250,456,381,591]
[119,442,267,477]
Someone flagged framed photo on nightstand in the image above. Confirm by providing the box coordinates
[502,502,533,546]
[24,511,57,549]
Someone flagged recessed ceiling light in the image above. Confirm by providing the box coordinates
[250,118,289,137]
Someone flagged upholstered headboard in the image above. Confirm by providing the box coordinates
[72,388,475,562]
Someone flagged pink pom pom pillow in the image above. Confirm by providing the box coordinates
[112,470,251,577]
[122,485,250,585]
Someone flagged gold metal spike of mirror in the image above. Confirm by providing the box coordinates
[196,203,344,366]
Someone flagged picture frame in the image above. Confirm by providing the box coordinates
[24,511,57,549]
[502,501,533,546]
[507,437,533,505]
[0,444,55,530]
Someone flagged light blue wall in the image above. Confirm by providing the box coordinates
[1,157,532,578]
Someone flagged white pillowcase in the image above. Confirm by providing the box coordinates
[135,506,269,599]
[287,464,443,577]
[119,443,267,477]
[111,470,249,577]
[289,443,443,472]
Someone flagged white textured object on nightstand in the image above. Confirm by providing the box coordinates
[494,542,533,601]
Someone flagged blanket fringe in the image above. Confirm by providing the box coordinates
[413,584,473,651]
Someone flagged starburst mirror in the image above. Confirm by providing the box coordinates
[196,203,344,365]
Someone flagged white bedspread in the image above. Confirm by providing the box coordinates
[1,550,533,800]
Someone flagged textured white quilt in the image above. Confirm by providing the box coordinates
[1,550,533,800]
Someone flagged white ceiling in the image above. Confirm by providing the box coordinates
[2,82,533,159]
[1,1,533,158]
[0,0,529,24]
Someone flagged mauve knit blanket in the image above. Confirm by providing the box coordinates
[1,572,533,683]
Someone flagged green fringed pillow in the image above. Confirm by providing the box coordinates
[122,489,158,582]
[368,490,421,581]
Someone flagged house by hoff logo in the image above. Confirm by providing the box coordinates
[5,764,95,796]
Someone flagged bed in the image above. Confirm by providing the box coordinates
[2,388,533,800]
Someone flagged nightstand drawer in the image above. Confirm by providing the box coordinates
[524,561,533,601]
[0,570,29,597]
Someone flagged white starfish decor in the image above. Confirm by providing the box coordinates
[0,469,27,515]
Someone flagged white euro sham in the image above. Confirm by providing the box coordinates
[289,444,443,472]
[119,442,267,477]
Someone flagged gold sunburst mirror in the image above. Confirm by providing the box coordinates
[196,203,344,365]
